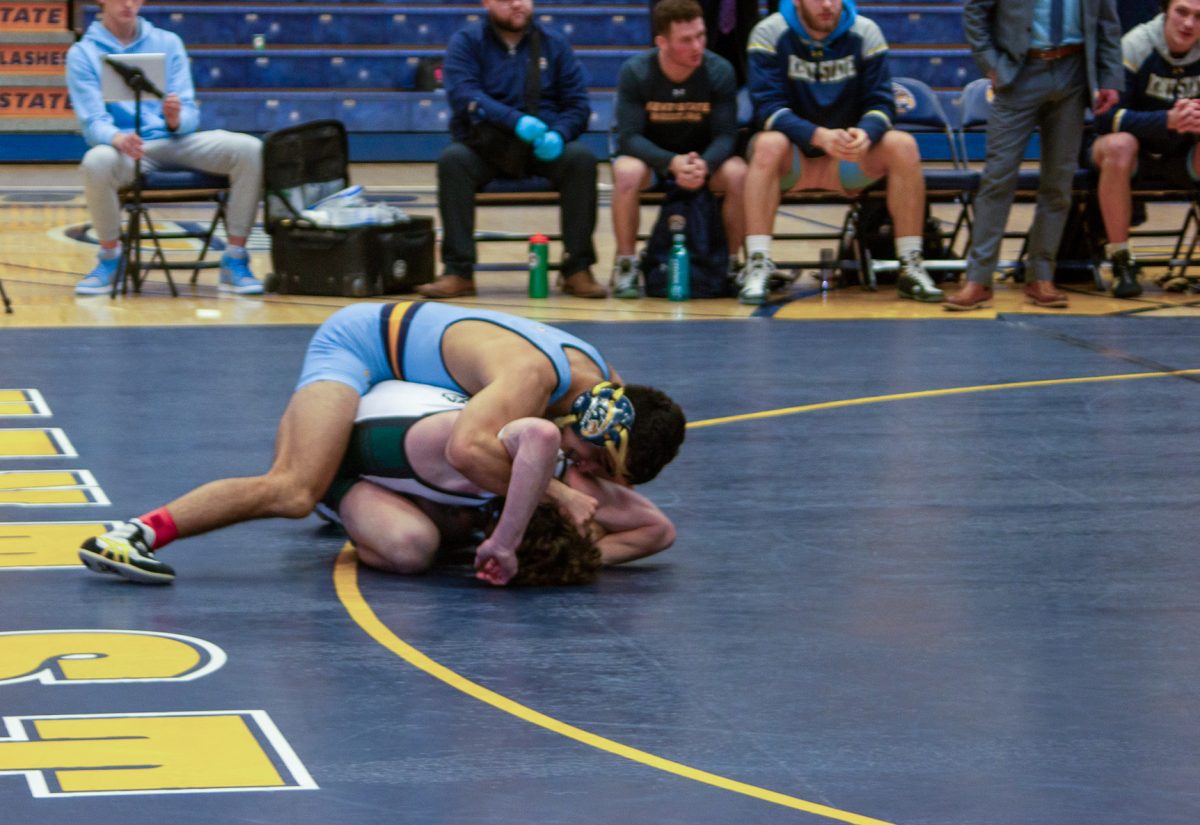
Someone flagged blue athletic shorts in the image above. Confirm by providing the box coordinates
[295,302,394,394]
[780,143,882,192]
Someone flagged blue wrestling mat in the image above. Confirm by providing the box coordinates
[2,318,1199,825]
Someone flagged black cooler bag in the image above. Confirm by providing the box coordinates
[262,120,434,296]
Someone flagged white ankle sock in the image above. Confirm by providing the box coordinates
[895,236,922,259]
[1105,241,1130,259]
[746,235,771,259]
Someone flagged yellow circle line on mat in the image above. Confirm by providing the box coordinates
[333,548,894,825]
[686,368,1200,429]
[332,367,1200,822]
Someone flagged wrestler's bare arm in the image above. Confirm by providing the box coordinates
[444,363,557,497]
[564,467,675,565]
[474,417,563,585]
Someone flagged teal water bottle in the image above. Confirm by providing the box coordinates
[528,233,549,298]
[667,215,690,301]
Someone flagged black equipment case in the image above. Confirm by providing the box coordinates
[262,120,435,297]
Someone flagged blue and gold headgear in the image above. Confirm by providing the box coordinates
[556,382,636,479]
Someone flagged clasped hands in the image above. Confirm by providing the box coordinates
[669,152,708,189]
[1168,97,1200,134]
[812,126,871,162]
[515,114,564,161]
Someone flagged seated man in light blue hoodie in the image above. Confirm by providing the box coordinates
[66,0,263,295]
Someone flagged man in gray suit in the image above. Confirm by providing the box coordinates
[947,0,1124,310]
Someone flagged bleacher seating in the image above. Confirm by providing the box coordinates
[62,1,979,163]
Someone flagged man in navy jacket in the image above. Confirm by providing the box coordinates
[739,0,942,305]
[420,0,606,299]
[1090,0,1200,296]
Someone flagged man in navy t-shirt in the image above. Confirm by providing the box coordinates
[612,0,746,297]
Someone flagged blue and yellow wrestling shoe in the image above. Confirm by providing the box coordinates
[78,520,175,585]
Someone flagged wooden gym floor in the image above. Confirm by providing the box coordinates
[2,163,1199,824]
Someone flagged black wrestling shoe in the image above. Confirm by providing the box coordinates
[1110,249,1142,299]
[79,520,175,585]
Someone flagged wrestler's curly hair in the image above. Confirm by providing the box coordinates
[508,504,602,586]
[622,384,687,485]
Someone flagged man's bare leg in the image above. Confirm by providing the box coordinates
[711,155,748,259]
[339,481,441,575]
[79,381,361,583]
[739,131,791,303]
[611,156,651,257]
[610,156,652,297]
[862,130,926,238]
[862,130,942,302]
[1092,132,1143,296]
[1092,132,1138,244]
[166,381,362,534]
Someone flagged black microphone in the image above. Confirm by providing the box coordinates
[104,55,165,99]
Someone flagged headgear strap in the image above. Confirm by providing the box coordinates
[555,382,636,479]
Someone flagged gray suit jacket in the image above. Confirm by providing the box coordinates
[963,0,1124,93]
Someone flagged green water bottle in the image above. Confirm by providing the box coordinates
[667,215,690,301]
[528,233,549,298]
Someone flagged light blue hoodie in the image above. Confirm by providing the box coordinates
[66,17,200,146]
[780,0,857,48]
[748,0,894,153]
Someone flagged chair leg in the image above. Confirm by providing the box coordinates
[191,196,228,286]
[140,208,179,297]
[113,202,138,298]
[0,277,12,313]
[1169,198,1200,282]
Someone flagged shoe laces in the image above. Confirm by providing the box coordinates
[901,253,937,289]
[612,259,636,288]
[741,255,774,288]
[85,257,119,281]
[221,254,256,282]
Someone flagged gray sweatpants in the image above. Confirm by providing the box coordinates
[81,129,262,243]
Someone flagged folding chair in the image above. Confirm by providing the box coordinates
[859,76,977,283]
[1126,177,1200,289]
[114,168,230,296]
[1081,142,1200,290]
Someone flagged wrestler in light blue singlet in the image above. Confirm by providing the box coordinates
[296,302,610,403]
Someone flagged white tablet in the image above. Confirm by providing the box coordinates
[100,53,166,102]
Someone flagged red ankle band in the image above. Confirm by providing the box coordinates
[137,507,178,549]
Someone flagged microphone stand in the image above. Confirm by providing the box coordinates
[106,60,176,297]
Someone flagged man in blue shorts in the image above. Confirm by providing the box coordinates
[738,0,942,305]
[1091,0,1200,296]
[78,302,685,587]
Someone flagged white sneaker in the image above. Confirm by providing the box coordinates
[896,252,944,303]
[738,253,776,305]
[610,258,640,298]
